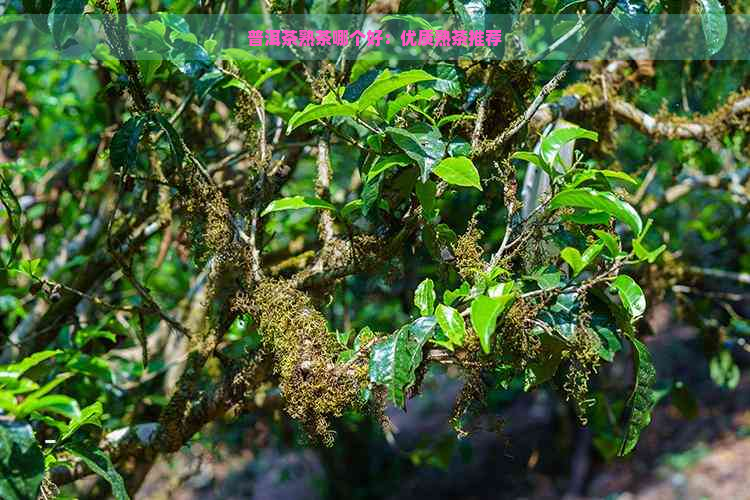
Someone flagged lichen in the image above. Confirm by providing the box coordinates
[233,280,368,445]
[452,217,485,280]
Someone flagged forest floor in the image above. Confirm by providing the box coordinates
[136,303,750,500]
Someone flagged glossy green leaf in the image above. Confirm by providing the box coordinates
[610,275,646,319]
[538,292,580,340]
[540,127,598,169]
[59,401,103,443]
[48,0,85,48]
[355,69,436,111]
[0,350,61,380]
[286,102,358,133]
[0,421,44,500]
[550,188,643,234]
[386,126,445,183]
[470,295,514,354]
[618,337,657,455]
[369,318,436,408]
[16,394,80,419]
[0,173,22,269]
[110,115,150,172]
[569,169,639,189]
[444,282,471,306]
[435,304,466,348]
[432,157,482,190]
[592,229,622,258]
[414,278,436,316]
[64,442,130,500]
[261,196,336,216]
[560,241,604,277]
[697,0,727,56]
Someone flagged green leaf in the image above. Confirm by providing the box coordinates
[697,0,727,56]
[261,196,336,216]
[570,169,639,189]
[454,0,487,31]
[415,180,437,217]
[470,295,514,354]
[613,0,651,43]
[22,0,52,33]
[432,157,482,191]
[369,318,436,408]
[59,402,103,443]
[366,154,411,181]
[538,292,580,341]
[560,241,604,277]
[444,282,470,306]
[618,337,657,456]
[510,151,555,177]
[286,102,358,133]
[386,126,445,183]
[540,127,598,169]
[0,350,62,381]
[47,0,85,48]
[524,266,563,291]
[435,304,466,349]
[414,278,436,316]
[0,173,23,269]
[590,312,622,362]
[610,275,646,319]
[74,326,117,348]
[709,350,740,389]
[355,69,437,111]
[381,14,437,31]
[0,421,44,500]
[64,442,130,500]
[550,188,643,234]
[110,115,150,172]
[592,229,622,258]
[16,394,80,419]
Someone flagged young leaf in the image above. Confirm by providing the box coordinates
[414,278,436,316]
[550,188,643,234]
[510,151,556,178]
[610,275,646,319]
[286,102,358,133]
[64,442,130,500]
[561,241,604,277]
[432,157,482,190]
[709,350,740,389]
[470,295,515,354]
[59,402,103,443]
[697,0,727,56]
[618,337,657,456]
[261,196,336,216]
[0,421,44,500]
[444,282,470,306]
[540,127,598,169]
[355,69,436,111]
[0,350,62,381]
[592,229,622,258]
[435,304,466,347]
